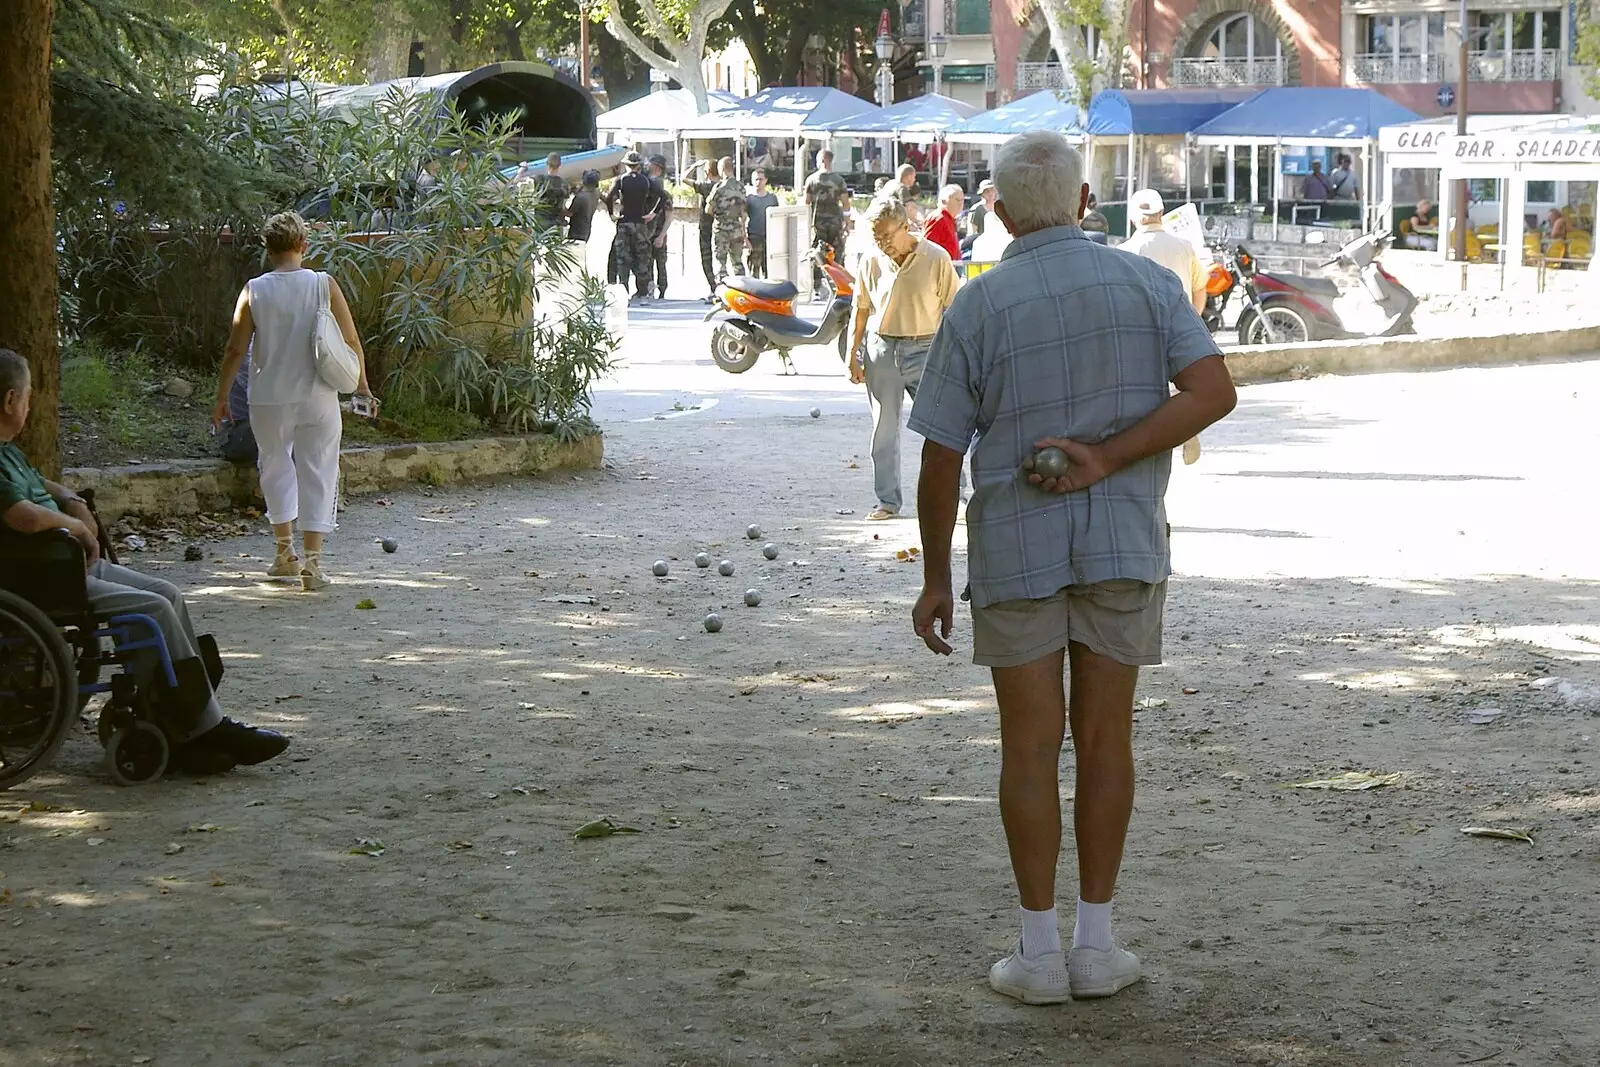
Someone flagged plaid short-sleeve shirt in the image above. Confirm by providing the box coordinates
[907,225,1221,608]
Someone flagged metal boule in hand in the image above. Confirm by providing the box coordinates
[1032,446,1070,480]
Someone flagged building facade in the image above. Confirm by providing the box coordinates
[899,0,1595,115]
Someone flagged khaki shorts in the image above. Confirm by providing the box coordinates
[971,580,1167,668]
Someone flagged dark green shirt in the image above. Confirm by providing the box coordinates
[0,442,59,535]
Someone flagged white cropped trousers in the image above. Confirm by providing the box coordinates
[252,391,342,533]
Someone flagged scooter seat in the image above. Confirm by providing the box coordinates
[1280,274,1340,298]
[724,276,798,301]
[748,309,823,341]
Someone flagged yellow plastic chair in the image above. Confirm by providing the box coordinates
[1547,239,1568,267]
[1568,233,1592,261]
[1523,232,1543,265]
[1464,230,1485,261]
[1398,218,1413,240]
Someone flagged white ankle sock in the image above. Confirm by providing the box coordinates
[1073,898,1114,951]
[1018,906,1061,957]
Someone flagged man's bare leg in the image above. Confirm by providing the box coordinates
[1064,640,1143,997]
[986,648,1072,1003]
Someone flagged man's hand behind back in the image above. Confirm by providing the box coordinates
[1026,437,1114,493]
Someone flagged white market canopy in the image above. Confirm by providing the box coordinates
[945,89,1085,145]
[809,93,981,144]
[676,86,876,139]
[1377,112,1564,165]
[596,88,739,141]
[1439,114,1600,179]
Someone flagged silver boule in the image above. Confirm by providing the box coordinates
[718,559,735,576]
[761,542,778,560]
[694,552,711,568]
[810,407,821,419]
[746,524,762,539]
[1032,446,1070,479]
[744,589,762,607]
[651,560,669,577]
[704,613,723,633]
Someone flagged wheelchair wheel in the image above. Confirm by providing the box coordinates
[0,588,77,790]
[105,720,168,786]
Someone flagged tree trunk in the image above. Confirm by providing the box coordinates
[0,0,60,476]
[778,21,813,86]
[596,33,650,107]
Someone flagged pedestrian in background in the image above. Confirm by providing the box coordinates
[907,131,1235,1006]
[647,155,672,300]
[961,179,996,255]
[603,151,665,302]
[925,184,964,262]
[1121,190,1207,313]
[804,149,850,259]
[745,169,779,278]
[888,163,923,225]
[710,156,748,280]
[846,196,957,522]
[567,170,600,244]
[211,211,371,592]
[1080,193,1110,244]
[688,158,720,300]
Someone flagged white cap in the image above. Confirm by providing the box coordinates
[1130,189,1165,217]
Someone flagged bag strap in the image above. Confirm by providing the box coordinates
[318,271,332,313]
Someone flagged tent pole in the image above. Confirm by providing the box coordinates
[735,137,743,180]
[1185,134,1192,206]
[1272,140,1281,242]
[1361,142,1370,231]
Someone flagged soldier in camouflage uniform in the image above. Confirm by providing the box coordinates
[709,156,748,279]
[603,151,667,301]
[804,148,851,260]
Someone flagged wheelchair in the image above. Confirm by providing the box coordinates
[0,492,224,789]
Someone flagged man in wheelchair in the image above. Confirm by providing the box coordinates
[1,349,288,778]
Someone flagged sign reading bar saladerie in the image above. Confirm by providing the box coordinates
[1440,131,1600,165]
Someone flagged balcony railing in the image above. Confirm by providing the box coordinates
[1352,49,1558,84]
[1169,56,1286,87]
[1016,61,1071,91]
[1468,49,1560,82]
[1350,52,1446,84]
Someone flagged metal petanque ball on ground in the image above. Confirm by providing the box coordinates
[761,542,778,560]
[744,589,762,607]
[746,524,762,540]
[184,544,203,562]
[694,552,711,569]
[810,407,821,419]
[652,560,669,577]
[718,559,735,576]
[381,538,398,554]
[704,613,724,633]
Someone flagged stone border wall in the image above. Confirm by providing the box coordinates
[1226,325,1600,383]
[70,433,604,524]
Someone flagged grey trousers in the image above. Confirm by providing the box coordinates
[865,333,932,513]
[84,560,222,741]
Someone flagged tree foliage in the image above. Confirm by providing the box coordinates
[596,0,733,114]
[722,0,880,89]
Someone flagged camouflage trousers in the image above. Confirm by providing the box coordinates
[813,217,844,259]
[611,221,653,297]
[713,227,746,278]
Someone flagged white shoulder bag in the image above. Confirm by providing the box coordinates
[314,271,362,394]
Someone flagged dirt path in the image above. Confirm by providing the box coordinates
[4,364,1599,1067]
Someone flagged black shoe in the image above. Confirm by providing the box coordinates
[169,743,237,777]
[186,717,290,767]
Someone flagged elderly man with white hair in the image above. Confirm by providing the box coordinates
[907,131,1236,1004]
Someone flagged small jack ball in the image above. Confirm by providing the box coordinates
[380,538,398,554]
[694,552,711,569]
[761,542,778,560]
[704,613,723,633]
[746,524,762,539]
[718,559,735,576]
[652,560,669,577]
[810,407,821,419]
[744,589,762,607]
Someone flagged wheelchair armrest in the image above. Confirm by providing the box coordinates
[0,528,91,619]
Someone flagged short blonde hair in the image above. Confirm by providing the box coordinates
[263,211,309,256]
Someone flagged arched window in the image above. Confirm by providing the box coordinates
[1194,13,1282,64]
[1173,11,1285,86]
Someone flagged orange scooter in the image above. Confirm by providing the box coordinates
[704,246,854,375]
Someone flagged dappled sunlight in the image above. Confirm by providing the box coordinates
[829,698,987,723]
[1540,791,1600,814]
[513,517,553,527]
[1431,623,1600,660]
[46,890,101,908]
[1297,666,1460,690]
[919,795,996,804]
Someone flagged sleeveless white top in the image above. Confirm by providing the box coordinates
[245,268,329,405]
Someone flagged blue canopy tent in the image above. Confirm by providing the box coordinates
[596,88,739,143]
[944,90,1085,145]
[1082,89,1257,232]
[1190,87,1423,236]
[675,86,876,179]
[811,94,983,181]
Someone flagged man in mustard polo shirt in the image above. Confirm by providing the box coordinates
[0,348,289,774]
[847,197,958,521]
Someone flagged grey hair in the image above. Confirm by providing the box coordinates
[0,348,28,401]
[992,131,1084,234]
[939,183,964,202]
[864,195,909,232]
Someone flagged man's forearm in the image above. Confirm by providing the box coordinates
[3,501,87,537]
[1101,383,1234,474]
[917,442,964,591]
[1191,288,1207,313]
[850,305,871,352]
[41,478,82,505]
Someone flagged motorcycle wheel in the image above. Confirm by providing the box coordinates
[710,326,760,374]
[1242,304,1315,346]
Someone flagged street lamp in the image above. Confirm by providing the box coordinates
[874,27,895,109]
[929,33,947,97]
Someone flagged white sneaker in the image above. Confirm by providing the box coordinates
[988,943,1069,1005]
[1068,943,1142,999]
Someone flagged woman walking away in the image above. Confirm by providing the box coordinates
[211,211,372,591]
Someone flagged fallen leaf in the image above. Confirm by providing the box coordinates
[573,817,642,839]
[186,823,222,833]
[355,599,377,610]
[541,594,597,605]
[1139,698,1168,709]
[1467,708,1503,725]
[1460,826,1535,844]
[446,840,474,851]
[164,843,184,855]
[348,838,386,856]
[210,875,227,887]
[86,837,106,846]
[1289,771,1401,791]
